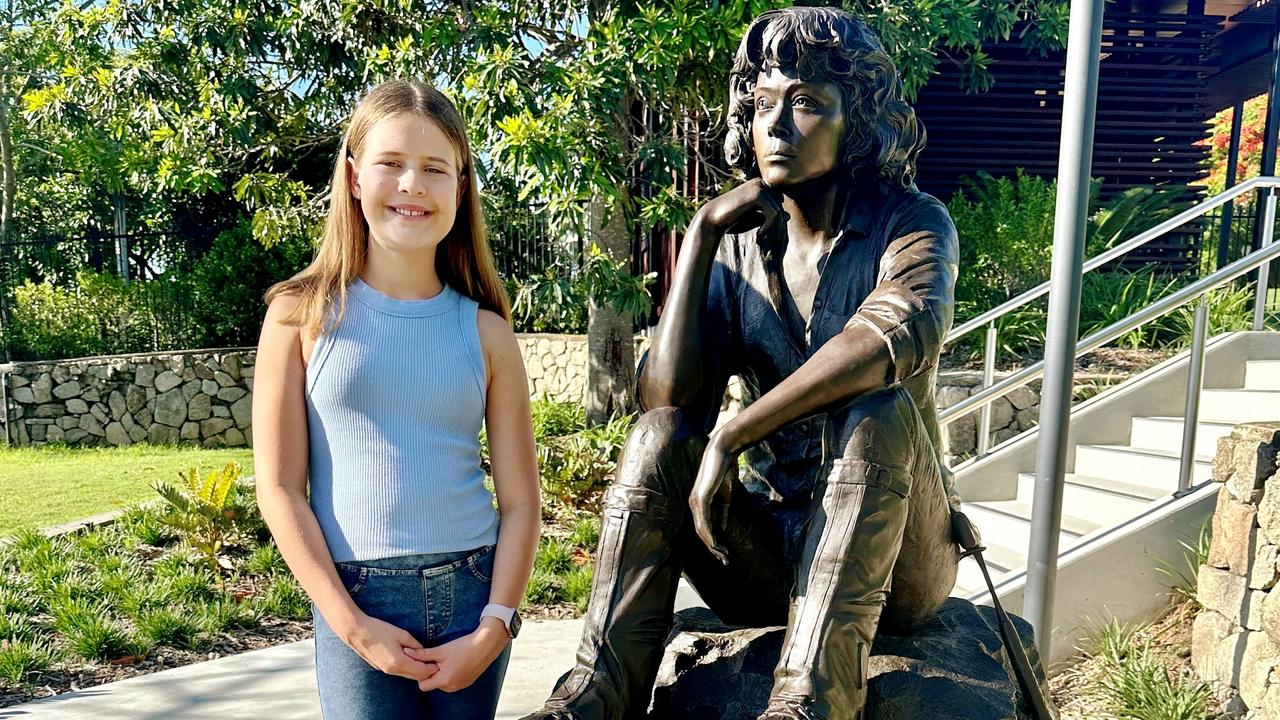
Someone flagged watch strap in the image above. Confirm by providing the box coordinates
[480,603,517,637]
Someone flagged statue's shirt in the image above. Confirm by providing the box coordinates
[698,183,960,506]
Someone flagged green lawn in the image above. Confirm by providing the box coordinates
[0,444,255,535]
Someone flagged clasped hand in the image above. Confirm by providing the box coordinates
[344,613,506,692]
[689,432,739,565]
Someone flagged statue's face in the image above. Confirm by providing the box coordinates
[751,65,846,188]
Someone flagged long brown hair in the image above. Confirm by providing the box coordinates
[267,80,511,335]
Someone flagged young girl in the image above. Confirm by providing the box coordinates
[252,79,540,720]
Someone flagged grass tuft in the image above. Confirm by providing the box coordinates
[0,639,55,685]
[563,565,594,614]
[198,598,259,635]
[135,607,203,650]
[568,516,601,550]
[524,568,562,605]
[244,542,285,576]
[256,575,310,621]
[50,598,135,662]
[534,539,575,576]
[1099,641,1212,720]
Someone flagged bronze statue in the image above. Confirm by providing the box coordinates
[525,8,961,719]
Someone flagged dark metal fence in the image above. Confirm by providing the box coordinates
[485,201,589,281]
[1198,196,1280,318]
[0,231,206,362]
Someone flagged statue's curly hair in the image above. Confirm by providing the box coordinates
[725,7,924,190]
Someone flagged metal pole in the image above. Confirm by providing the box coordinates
[1024,0,1105,660]
[1254,12,1280,256]
[113,193,129,285]
[1177,298,1208,494]
[1255,190,1277,331]
[978,321,997,456]
[1218,101,1244,270]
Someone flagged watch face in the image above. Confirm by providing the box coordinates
[509,611,522,639]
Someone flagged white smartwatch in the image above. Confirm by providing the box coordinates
[480,603,522,639]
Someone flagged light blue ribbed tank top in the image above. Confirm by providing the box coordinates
[305,277,498,563]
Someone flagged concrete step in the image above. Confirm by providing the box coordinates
[1073,444,1212,490]
[959,500,1083,566]
[1197,389,1280,423]
[953,556,1013,599]
[1015,472,1157,528]
[1054,472,1168,502]
[951,538,1022,597]
[1128,416,1237,459]
[1245,359,1280,390]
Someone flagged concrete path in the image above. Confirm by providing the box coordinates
[0,619,583,720]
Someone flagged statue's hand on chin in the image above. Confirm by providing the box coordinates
[695,178,785,238]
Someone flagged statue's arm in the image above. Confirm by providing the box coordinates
[713,199,959,454]
[638,213,726,414]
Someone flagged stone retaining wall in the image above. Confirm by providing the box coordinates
[4,338,1107,462]
[2,350,255,448]
[1191,422,1280,717]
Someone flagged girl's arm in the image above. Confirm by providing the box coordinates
[253,294,435,681]
[410,308,540,693]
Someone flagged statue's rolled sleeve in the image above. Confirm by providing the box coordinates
[844,201,959,386]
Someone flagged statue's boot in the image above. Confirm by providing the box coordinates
[760,387,953,720]
[521,408,704,720]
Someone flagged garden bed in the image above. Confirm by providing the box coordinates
[0,459,604,708]
[1050,600,1219,720]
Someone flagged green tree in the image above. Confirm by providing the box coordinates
[12,0,1067,407]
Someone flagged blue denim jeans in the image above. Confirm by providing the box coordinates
[313,546,511,719]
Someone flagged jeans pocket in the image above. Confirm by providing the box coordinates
[465,545,495,583]
[335,564,369,596]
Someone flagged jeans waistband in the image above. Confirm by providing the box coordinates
[336,546,491,574]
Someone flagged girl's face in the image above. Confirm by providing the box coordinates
[349,112,465,257]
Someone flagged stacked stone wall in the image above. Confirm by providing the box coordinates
[3,350,255,448]
[1191,422,1280,717]
[5,337,1109,460]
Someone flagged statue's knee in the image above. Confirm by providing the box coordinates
[832,388,919,463]
[611,407,706,499]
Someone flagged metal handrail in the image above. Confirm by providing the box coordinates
[946,175,1280,343]
[945,178,1280,466]
[940,195,1280,428]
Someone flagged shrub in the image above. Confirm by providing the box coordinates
[5,270,198,361]
[508,245,656,333]
[539,412,634,509]
[1167,282,1255,349]
[185,221,312,347]
[1078,270,1179,349]
[947,171,1191,358]
[152,462,247,581]
[509,265,588,334]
